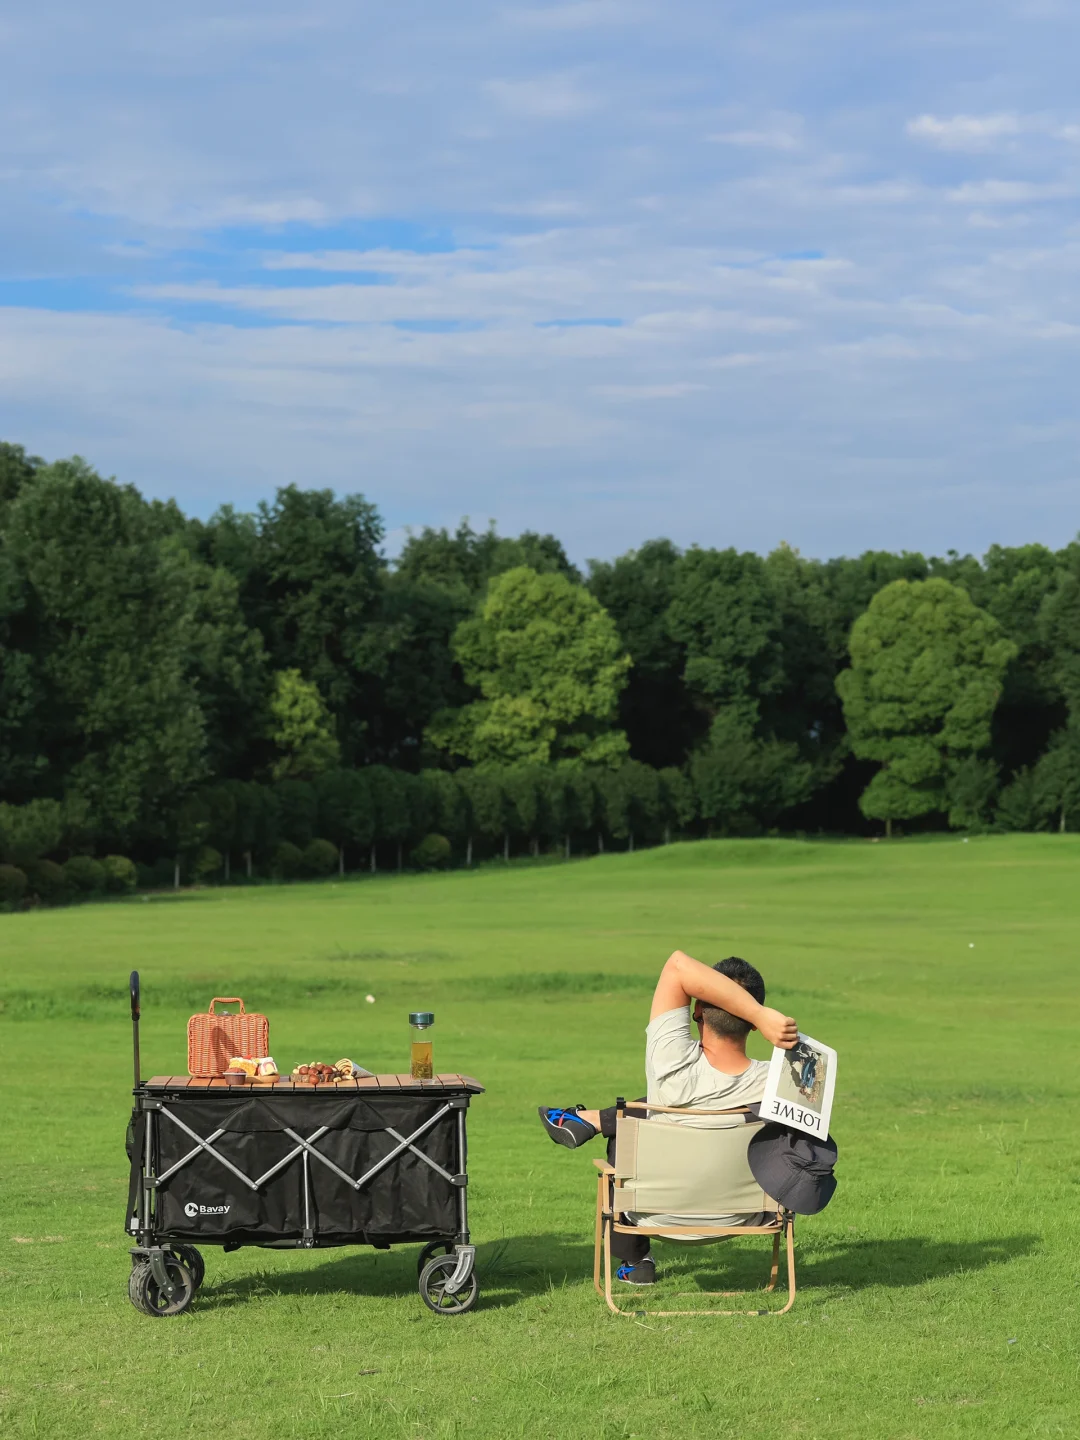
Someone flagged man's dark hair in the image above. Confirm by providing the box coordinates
[698,957,765,1039]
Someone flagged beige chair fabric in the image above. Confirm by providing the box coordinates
[614,1112,778,1221]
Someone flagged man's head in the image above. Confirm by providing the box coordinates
[693,957,766,1041]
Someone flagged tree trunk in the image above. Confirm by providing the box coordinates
[244,850,252,879]
[397,842,403,872]
[530,836,538,858]
[1061,806,1067,835]
[224,851,231,882]
[503,833,510,862]
[664,825,671,846]
[628,831,634,853]
[174,858,181,891]
[597,832,604,854]
[466,835,473,867]
[564,833,570,860]
[886,818,893,839]
[339,847,345,876]
[370,847,377,874]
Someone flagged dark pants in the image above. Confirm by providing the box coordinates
[599,1100,651,1266]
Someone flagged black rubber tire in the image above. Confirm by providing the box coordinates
[418,1255,479,1315]
[128,1257,196,1317]
[416,1240,454,1277]
[166,1244,205,1289]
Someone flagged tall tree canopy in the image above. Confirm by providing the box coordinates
[837,578,1017,830]
[428,567,631,766]
[0,458,260,838]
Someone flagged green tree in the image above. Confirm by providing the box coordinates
[1033,724,1080,833]
[366,765,410,872]
[690,714,813,835]
[315,768,374,874]
[658,767,696,843]
[587,539,702,767]
[428,568,631,766]
[273,779,318,849]
[0,799,63,866]
[456,767,506,866]
[268,669,340,780]
[836,579,1017,834]
[0,458,257,840]
[195,486,384,765]
[600,761,661,851]
[666,548,785,730]
[396,520,579,593]
[0,442,42,516]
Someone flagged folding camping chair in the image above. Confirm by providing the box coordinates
[592,1100,796,1317]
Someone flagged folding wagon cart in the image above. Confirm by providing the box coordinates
[124,973,484,1316]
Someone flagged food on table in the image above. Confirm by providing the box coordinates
[290,1060,369,1082]
[226,1057,259,1077]
[254,1057,278,1077]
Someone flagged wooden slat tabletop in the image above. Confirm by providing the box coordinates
[144,1072,484,1093]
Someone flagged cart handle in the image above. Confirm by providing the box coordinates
[130,970,141,1090]
[208,997,246,1014]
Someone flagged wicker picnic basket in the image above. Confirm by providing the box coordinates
[187,997,269,1077]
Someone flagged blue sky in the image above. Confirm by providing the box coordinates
[2,0,1079,561]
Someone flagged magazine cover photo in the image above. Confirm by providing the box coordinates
[761,1032,837,1138]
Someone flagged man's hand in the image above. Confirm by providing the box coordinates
[756,1007,799,1050]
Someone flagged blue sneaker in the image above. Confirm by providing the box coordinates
[537,1105,598,1149]
[615,1258,656,1286]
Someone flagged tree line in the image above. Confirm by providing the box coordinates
[0,439,1078,903]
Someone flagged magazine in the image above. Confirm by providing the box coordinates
[759,1032,836,1139]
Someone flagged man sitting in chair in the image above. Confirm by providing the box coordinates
[538,950,798,1286]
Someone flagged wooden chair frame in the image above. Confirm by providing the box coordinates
[591,1103,796,1318]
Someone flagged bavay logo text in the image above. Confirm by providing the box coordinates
[184,1201,230,1218]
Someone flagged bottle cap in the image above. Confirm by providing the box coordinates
[409,1012,435,1027]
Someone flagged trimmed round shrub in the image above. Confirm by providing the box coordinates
[0,863,28,907]
[64,854,106,894]
[191,846,222,884]
[101,854,138,893]
[25,858,70,905]
[411,833,452,870]
[302,838,339,877]
[272,841,304,880]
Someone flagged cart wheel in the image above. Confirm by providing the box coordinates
[418,1255,479,1315]
[128,1257,196,1317]
[416,1240,454,1277]
[166,1244,205,1289]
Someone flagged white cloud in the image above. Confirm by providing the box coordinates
[947,179,1074,204]
[907,113,1023,151]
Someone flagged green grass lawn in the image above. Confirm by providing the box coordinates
[2,835,1079,1439]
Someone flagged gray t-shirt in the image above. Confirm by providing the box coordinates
[630,1006,771,1231]
[645,1006,768,1122]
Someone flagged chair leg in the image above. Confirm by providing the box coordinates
[593,1175,605,1297]
[775,1213,797,1316]
[601,1209,622,1316]
[764,1231,780,1293]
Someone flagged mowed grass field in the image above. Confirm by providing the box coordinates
[2,836,1079,1440]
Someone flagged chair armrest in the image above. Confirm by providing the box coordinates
[592,1160,615,1174]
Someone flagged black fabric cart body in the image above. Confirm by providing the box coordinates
[123,972,483,1316]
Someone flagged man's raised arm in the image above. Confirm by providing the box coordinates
[651,949,799,1049]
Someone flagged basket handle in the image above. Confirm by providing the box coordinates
[208,997,246,1015]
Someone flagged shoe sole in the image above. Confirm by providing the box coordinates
[537,1107,595,1149]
